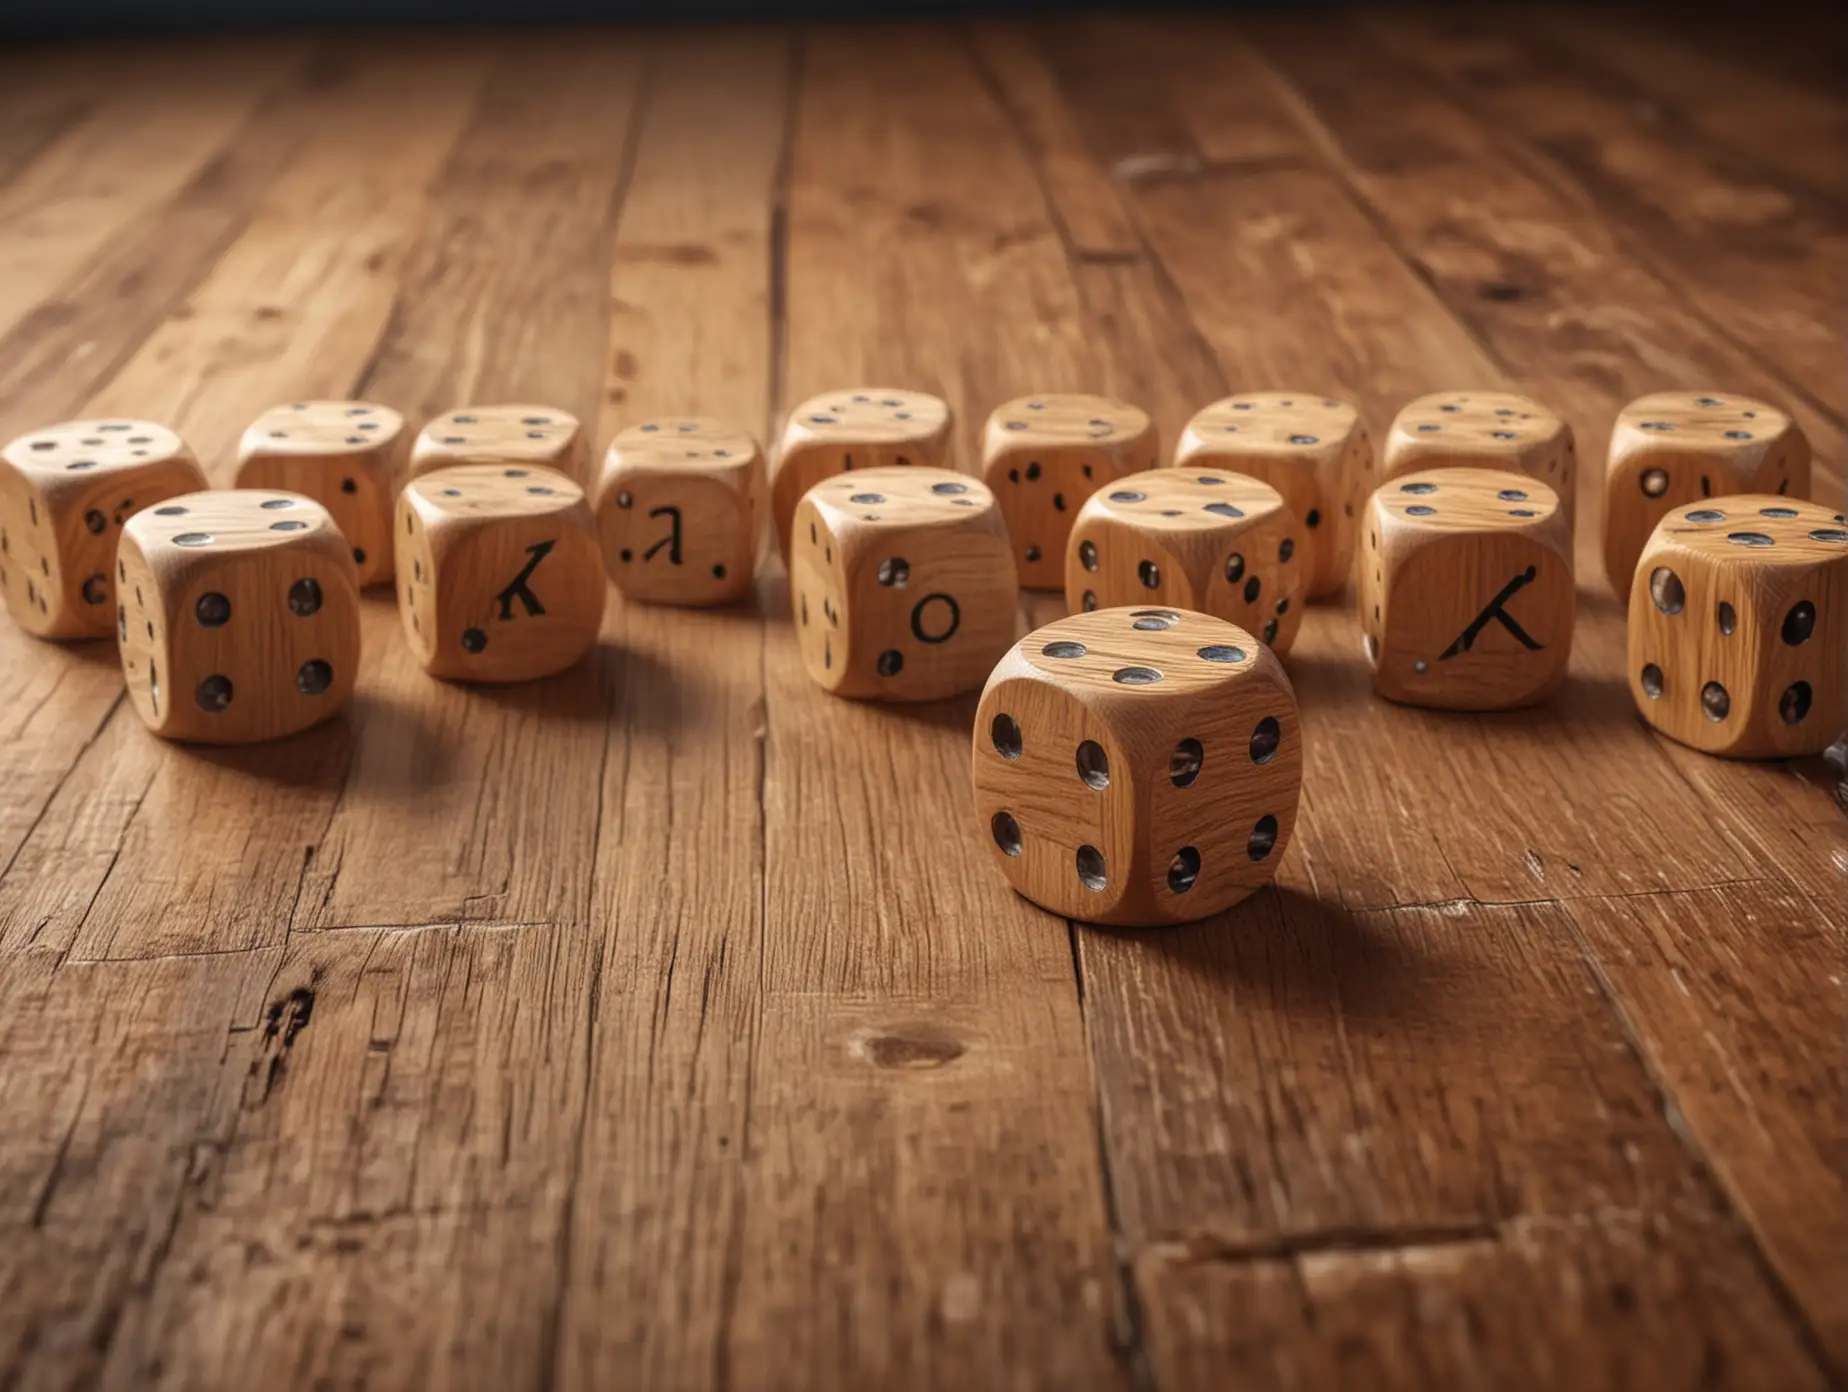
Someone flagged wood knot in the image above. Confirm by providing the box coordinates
[1478,281,1525,302]
[849,1025,965,1070]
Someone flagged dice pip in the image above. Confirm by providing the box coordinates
[972,607,1301,927]
[117,491,359,744]
[595,416,764,606]
[770,388,951,561]
[409,404,587,484]
[397,465,606,683]
[1,419,208,639]
[790,466,1017,701]
[1382,391,1577,531]
[1173,393,1373,599]
[981,393,1158,590]
[1602,392,1810,596]
[1629,497,1846,758]
[1359,469,1575,710]
[235,400,407,587]
[1065,469,1305,655]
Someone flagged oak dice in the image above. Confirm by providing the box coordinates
[1173,393,1373,599]
[409,404,587,484]
[1629,497,1846,758]
[117,491,360,743]
[1065,469,1305,655]
[972,606,1301,927]
[235,399,407,587]
[1382,391,1577,531]
[1602,391,1810,596]
[1,418,207,639]
[770,387,951,561]
[396,465,606,683]
[595,416,764,605]
[981,393,1158,590]
[1359,469,1575,710]
[790,466,1017,701]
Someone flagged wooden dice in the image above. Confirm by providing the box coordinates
[981,393,1158,590]
[1,419,207,639]
[1602,391,1810,595]
[790,467,1017,701]
[235,400,407,587]
[595,416,764,605]
[770,388,951,561]
[1173,393,1373,599]
[1628,497,1846,758]
[396,465,606,683]
[409,404,587,483]
[1360,469,1575,710]
[1065,469,1305,655]
[117,491,360,743]
[972,607,1300,927]
[1382,391,1577,531]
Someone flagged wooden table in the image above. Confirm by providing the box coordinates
[1,9,1842,1389]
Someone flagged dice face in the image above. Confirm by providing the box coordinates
[235,400,407,587]
[1,419,207,639]
[117,491,360,744]
[972,607,1301,927]
[408,404,586,484]
[1629,498,1847,758]
[790,467,1018,701]
[596,416,764,606]
[1603,392,1810,596]
[981,393,1158,590]
[1359,469,1576,711]
[396,465,606,683]
[1382,391,1576,530]
[1173,393,1373,599]
[771,387,951,560]
[1065,469,1305,655]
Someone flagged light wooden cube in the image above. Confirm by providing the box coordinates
[1359,469,1575,710]
[117,490,360,743]
[981,393,1158,590]
[770,387,951,561]
[1172,393,1373,599]
[1629,497,1846,758]
[1382,391,1577,531]
[396,465,605,683]
[408,404,587,483]
[972,606,1301,927]
[595,416,764,606]
[789,466,1017,701]
[1065,468,1306,654]
[1,419,207,639]
[1602,391,1809,596]
[235,399,408,587]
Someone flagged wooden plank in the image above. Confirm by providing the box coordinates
[735,26,1126,1386]
[1363,11,1846,421]
[552,29,785,1389]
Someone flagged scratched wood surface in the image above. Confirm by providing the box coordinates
[0,9,1841,1390]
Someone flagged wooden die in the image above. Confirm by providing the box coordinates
[1359,469,1575,710]
[117,491,360,743]
[972,607,1301,927]
[595,416,764,605]
[790,466,1017,701]
[396,465,606,683]
[235,399,407,586]
[409,404,588,484]
[770,387,951,561]
[1629,497,1846,758]
[1065,469,1305,655]
[1173,393,1372,599]
[981,393,1158,590]
[1602,391,1810,596]
[1,418,207,639]
[1382,391,1577,531]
